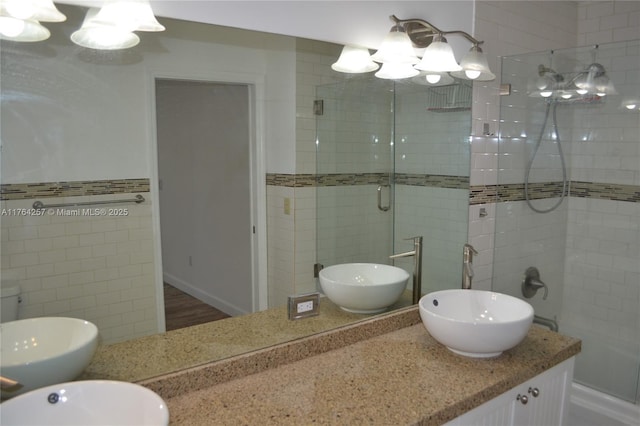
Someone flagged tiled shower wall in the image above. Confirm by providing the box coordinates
[474,0,640,402]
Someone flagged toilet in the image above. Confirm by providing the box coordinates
[1,283,21,323]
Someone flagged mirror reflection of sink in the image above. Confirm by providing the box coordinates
[419,289,534,358]
[0,380,169,425]
[319,263,410,314]
[1,317,98,397]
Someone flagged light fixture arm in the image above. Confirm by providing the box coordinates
[390,15,484,47]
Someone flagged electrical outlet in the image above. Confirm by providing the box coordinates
[284,197,291,215]
[288,293,320,320]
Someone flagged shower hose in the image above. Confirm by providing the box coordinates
[524,100,568,213]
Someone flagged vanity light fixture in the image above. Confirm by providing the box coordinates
[331,45,379,73]
[0,0,164,49]
[529,46,617,100]
[331,15,495,82]
[0,0,65,42]
[71,7,141,50]
[71,0,164,50]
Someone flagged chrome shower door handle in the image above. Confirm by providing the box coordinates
[377,184,390,212]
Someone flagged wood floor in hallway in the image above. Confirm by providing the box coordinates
[163,283,231,331]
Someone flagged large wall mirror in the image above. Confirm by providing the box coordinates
[0,3,470,382]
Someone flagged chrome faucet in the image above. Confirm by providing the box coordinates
[462,243,478,289]
[389,236,423,304]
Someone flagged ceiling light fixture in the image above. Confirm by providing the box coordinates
[332,15,495,82]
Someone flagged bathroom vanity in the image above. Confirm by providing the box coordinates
[135,307,580,425]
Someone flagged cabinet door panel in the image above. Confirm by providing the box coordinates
[515,358,574,426]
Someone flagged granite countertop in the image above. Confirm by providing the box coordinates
[82,292,413,382]
[144,308,580,426]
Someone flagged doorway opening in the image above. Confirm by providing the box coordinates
[154,78,262,329]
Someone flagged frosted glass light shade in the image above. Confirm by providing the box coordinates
[450,46,495,81]
[71,8,140,50]
[3,0,66,22]
[331,45,379,73]
[0,16,49,41]
[371,27,419,65]
[594,76,616,96]
[92,0,165,32]
[414,36,461,72]
[375,62,420,80]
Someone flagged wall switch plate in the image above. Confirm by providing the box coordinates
[288,292,320,320]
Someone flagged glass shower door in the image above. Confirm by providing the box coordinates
[315,77,395,269]
[316,76,472,296]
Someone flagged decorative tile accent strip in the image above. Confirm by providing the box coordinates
[1,179,150,201]
[571,181,640,203]
[266,173,466,189]
[395,173,469,190]
[470,181,640,204]
[471,182,564,204]
[316,173,390,187]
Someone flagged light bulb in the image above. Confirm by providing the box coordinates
[0,16,25,37]
[426,74,441,84]
[464,69,481,79]
[540,90,553,98]
[625,104,637,110]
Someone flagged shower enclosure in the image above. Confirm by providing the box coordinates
[494,40,640,404]
[315,76,471,298]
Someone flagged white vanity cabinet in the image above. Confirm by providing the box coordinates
[445,357,575,426]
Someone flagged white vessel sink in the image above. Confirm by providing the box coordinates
[0,380,169,425]
[419,289,534,358]
[319,263,410,314]
[1,317,98,397]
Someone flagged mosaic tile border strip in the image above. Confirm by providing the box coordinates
[266,173,467,189]
[469,181,640,204]
[1,179,150,201]
[570,181,640,203]
[266,173,389,188]
[395,173,469,190]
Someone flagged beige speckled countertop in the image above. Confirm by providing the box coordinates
[82,293,412,382]
[139,307,580,426]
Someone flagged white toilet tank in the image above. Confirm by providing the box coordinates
[1,284,21,322]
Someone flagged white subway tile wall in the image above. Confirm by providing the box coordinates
[266,185,296,307]
[472,0,580,290]
[1,195,158,344]
[485,0,640,402]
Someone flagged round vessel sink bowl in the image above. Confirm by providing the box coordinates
[0,380,169,425]
[1,317,98,397]
[319,263,410,314]
[419,289,534,358]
